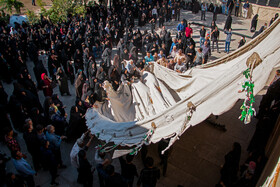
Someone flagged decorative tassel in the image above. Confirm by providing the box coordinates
[239,68,256,124]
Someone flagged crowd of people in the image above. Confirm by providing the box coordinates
[0,0,279,186]
[0,1,193,186]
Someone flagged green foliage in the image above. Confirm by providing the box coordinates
[0,0,24,14]
[39,0,86,23]
[37,0,46,7]
[0,11,10,24]
[26,9,40,25]
[87,1,96,7]
[13,0,23,14]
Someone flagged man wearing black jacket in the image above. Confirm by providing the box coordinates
[158,5,166,28]
[137,157,160,187]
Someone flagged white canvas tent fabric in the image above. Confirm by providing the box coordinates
[86,18,280,156]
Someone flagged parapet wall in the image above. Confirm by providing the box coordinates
[248,3,280,22]
[195,0,279,22]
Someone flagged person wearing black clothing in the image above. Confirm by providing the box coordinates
[18,73,38,97]
[17,88,43,116]
[175,2,181,21]
[149,42,159,55]
[108,66,120,91]
[158,5,166,28]
[56,67,70,96]
[6,173,25,187]
[40,141,59,186]
[0,81,11,133]
[149,18,156,34]
[121,48,130,61]
[23,119,41,172]
[160,44,169,57]
[257,72,280,119]
[213,4,218,22]
[0,153,11,185]
[137,157,160,187]
[192,0,200,14]
[166,5,172,22]
[250,14,258,33]
[88,61,97,90]
[30,107,46,127]
[119,154,138,187]
[43,96,52,124]
[67,106,84,141]
[158,139,170,177]
[176,39,184,51]
[227,0,234,15]
[102,48,112,73]
[186,37,196,49]
[199,26,206,47]
[97,163,126,187]
[75,72,85,99]
[33,60,47,88]
[0,53,12,83]
[238,37,246,48]
[78,150,93,187]
[67,60,75,85]
[94,82,107,102]
[185,44,196,67]
[74,49,84,72]
[76,99,87,117]
[269,13,279,26]
[224,15,232,31]
[218,142,241,187]
[211,26,220,53]
[252,23,267,39]
[48,52,59,80]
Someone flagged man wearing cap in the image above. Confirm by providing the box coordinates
[70,130,94,168]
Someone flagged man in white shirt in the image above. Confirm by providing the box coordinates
[152,6,158,23]
[70,130,94,168]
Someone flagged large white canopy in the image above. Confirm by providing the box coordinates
[86,18,280,157]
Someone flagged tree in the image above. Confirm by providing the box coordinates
[0,0,24,14]
[26,10,40,25]
[38,0,86,23]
